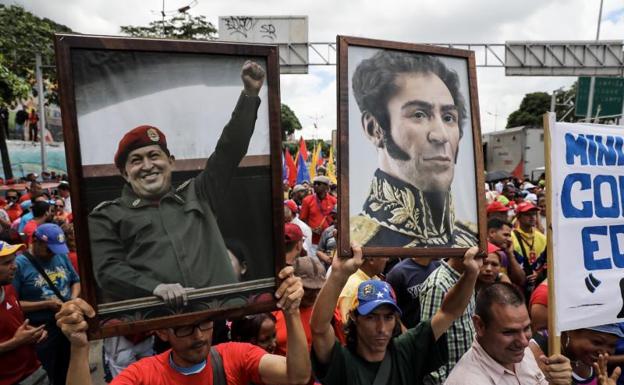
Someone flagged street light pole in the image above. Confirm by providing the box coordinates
[35,53,47,173]
[586,0,604,122]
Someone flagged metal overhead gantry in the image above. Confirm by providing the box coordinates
[299,41,624,76]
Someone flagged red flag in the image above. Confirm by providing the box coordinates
[298,137,308,162]
[285,149,297,186]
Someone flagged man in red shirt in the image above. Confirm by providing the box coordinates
[57,265,311,385]
[4,189,22,222]
[23,201,53,246]
[299,176,337,245]
[0,241,49,385]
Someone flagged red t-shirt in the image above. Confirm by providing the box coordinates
[0,285,41,385]
[299,194,337,244]
[530,281,548,307]
[111,342,267,385]
[68,251,79,274]
[22,220,38,246]
[5,204,22,222]
[274,306,314,356]
[18,193,31,204]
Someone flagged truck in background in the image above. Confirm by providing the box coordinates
[482,126,545,181]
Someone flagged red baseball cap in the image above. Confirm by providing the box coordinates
[284,223,303,242]
[114,125,169,169]
[516,201,539,214]
[284,200,298,214]
[487,201,509,214]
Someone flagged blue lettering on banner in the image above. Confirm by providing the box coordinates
[561,173,592,218]
[566,133,588,165]
[565,133,624,166]
[594,175,620,218]
[582,226,611,270]
[610,225,624,268]
[586,135,598,166]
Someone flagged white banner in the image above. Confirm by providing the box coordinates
[550,118,624,332]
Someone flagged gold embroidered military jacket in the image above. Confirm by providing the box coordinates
[351,170,478,248]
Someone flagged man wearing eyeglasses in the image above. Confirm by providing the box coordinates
[56,266,311,385]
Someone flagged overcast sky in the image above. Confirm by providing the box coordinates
[7,0,624,139]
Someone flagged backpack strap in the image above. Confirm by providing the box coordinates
[23,251,66,302]
[210,346,227,385]
[372,351,392,385]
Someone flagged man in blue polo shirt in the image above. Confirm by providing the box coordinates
[13,223,80,385]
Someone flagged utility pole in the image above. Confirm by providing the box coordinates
[585,0,604,122]
[36,53,47,173]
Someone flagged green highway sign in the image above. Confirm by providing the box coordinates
[575,77,624,118]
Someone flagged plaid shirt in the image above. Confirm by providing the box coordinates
[419,260,475,385]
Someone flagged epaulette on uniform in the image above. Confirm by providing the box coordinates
[92,199,120,212]
[350,215,380,246]
[176,179,192,192]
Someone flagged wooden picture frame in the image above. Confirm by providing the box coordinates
[55,34,284,338]
[337,36,486,258]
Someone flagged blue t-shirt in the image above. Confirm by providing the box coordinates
[12,253,80,325]
[18,212,33,233]
[386,258,440,328]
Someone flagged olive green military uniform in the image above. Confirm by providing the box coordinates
[351,169,478,248]
[89,92,260,301]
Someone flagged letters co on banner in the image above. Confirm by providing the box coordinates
[550,120,624,332]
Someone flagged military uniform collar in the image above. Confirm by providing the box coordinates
[361,169,456,245]
[120,183,185,208]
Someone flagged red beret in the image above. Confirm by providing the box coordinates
[114,125,169,169]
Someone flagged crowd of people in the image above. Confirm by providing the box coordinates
[2,162,624,385]
[1,63,623,384]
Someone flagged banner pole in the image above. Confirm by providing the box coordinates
[543,112,560,355]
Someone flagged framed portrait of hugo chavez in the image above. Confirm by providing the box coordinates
[337,36,487,258]
[55,34,284,338]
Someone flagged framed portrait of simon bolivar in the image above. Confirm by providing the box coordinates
[337,36,487,258]
[55,34,284,337]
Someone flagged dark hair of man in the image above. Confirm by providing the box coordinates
[487,218,513,231]
[30,191,49,204]
[58,183,70,192]
[475,282,525,327]
[230,312,276,343]
[344,308,402,353]
[352,51,466,161]
[31,201,51,218]
[5,188,19,198]
[285,240,299,254]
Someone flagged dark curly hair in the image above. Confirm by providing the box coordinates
[352,51,467,160]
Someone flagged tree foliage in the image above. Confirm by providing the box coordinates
[281,103,302,140]
[506,92,551,128]
[120,14,217,40]
[0,55,30,105]
[505,83,588,128]
[0,5,72,105]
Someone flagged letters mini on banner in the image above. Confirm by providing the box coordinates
[549,117,624,332]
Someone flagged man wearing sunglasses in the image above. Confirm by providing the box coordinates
[56,266,311,385]
[4,189,22,223]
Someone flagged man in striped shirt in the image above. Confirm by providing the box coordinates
[419,255,476,385]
